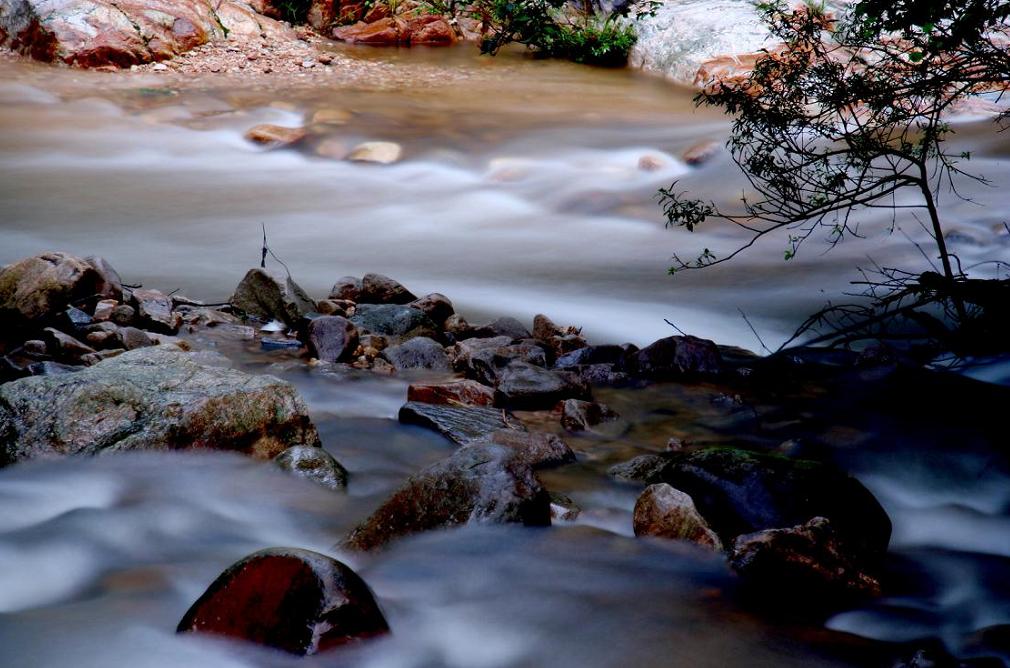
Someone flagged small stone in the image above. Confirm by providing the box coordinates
[92,299,118,322]
[637,155,665,171]
[311,107,352,125]
[633,483,722,550]
[244,124,307,147]
[347,141,402,164]
[152,63,169,72]
[114,326,154,351]
[111,304,136,326]
[558,398,617,431]
[274,445,348,490]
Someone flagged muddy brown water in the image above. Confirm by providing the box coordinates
[1,44,1008,667]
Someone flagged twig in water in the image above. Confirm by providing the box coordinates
[737,308,771,354]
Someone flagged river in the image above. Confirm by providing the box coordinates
[0,42,1008,667]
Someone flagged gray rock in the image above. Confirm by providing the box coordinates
[559,398,617,431]
[274,445,348,490]
[409,293,454,324]
[114,326,154,351]
[399,401,520,446]
[307,315,359,363]
[345,439,552,551]
[350,303,438,341]
[381,336,450,372]
[633,483,723,550]
[178,548,388,655]
[473,316,530,340]
[494,360,590,410]
[359,273,416,305]
[328,276,362,302]
[0,346,320,466]
[42,327,96,360]
[447,335,513,371]
[230,268,311,326]
[635,335,723,379]
[132,288,181,334]
[111,304,136,326]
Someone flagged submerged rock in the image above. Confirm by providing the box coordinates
[610,447,891,559]
[244,124,307,147]
[347,142,403,164]
[274,445,348,490]
[633,483,722,550]
[0,346,319,466]
[178,548,388,655]
[399,401,520,446]
[345,439,552,551]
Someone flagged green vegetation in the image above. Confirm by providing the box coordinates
[276,0,312,24]
[659,1,1010,359]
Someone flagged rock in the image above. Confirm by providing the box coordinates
[110,304,136,326]
[0,346,320,466]
[409,293,454,325]
[609,448,891,560]
[381,337,450,372]
[0,252,118,327]
[315,299,346,316]
[558,398,617,431]
[550,493,581,521]
[494,361,590,410]
[132,288,180,334]
[532,314,563,342]
[406,379,496,407]
[635,335,723,379]
[362,2,389,22]
[333,17,409,45]
[83,256,123,301]
[347,141,402,165]
[274,445,348,490]
[398,401,520,446]
[306,316,359,363]
[328,276,362,302]
[230,268,311,327]
[177,547,388,655]
[27,361,81,376]
[358,273,416,305]
[408,15,455,44]
[473,316,530,340]
[345,439,551,550]
[59,305,93,330]
[311,108,352,125]
[22,340,47,356]
[80,349,125,365]
[447,335,513,371]
[474,429,575,469]
[465,343,549,387]
[307,0,339,30]
[730,517,882,603]
[555,344,631,369]
[633,483,722,550]
[92,299,118,321]
[244,124,307,147]
[444,313,473,339]
[682,140,720,166]
[42,327,96,360]
[350,304,438,341]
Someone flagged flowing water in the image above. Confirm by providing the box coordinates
[1,41,1009,667]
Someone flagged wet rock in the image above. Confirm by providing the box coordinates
[381,337,450,372]
[398,401,521,446]
[406,379,496,407]
[0,346,320,466]
[177,547,388,655]
[409,293,454,325]
[329,276,362,302]
[358,273,416,305]
[230,268,312,327]
[473,316,531,341]
[447,335,513,372]
[345,439,551,550]
[682,140,720,166]
[444,313,474,339]
[408,15,456,43]
[350,304,438,341]
[42,327,96,360]
[532,314,588,358]
[315,299,347,316]
[550,492,581,521]
[111,304,136,326]
[555,344,631,369]
[466,342,550,387]
[0,252,117,327]
[92,299,118,322]
[609,448,891,559]
[22,340,47,356]
[274,444,348,490]
[730,517,882,603]
[558,398,617,431]
[132,288,180,334]
[635,335,723,379]
[633,483,722,550]
[60,306,93,330]
[244,124,307,147]
[494,360,590,410]
[474,429,575,468]
[347,141,402,164]
[307,315,359,363]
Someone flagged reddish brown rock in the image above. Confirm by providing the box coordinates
[178,548,388,655]
[633,483,723,550]
[244,124,308,147]
[363,3,390,23]
[407,15,455,44]
[332,15,454,45]
[308,0,340,30]
[407,379,496,407]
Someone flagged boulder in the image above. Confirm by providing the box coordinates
[307,315,359,363]
[634,335,723,379]
[473,429,575,469]
[466,343,549,387]
[329,276,362,302]
[230,268,312,327]
[409,293,454,325]
[350,304,438,341]
[113,326,153,350]
[178,548,388,655]
[344,439,552,550]
[494,360,590,410]
[555,344,631,369]
[0,252,118,327]
[358,273,416,304]
[730,517,882,603]
[274,445,348,491]
[41,327,96,360]
[447,335,513,372]
[333,17,410,45]
[307,0,338,30]
[398,401,520,446]
[244,124,307,147]
[381,337,450,372]
[406,379,496,407]
[609,447,891,560]
[132,288,180,334]
[633,483,722,550]
[407,15,455,43]
[558,398,617,431]
[0,346,320,466]
[472,316,531,340]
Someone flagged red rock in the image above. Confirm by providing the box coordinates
[333,17,409,45]
[408,15,455,44]
[407,379,496,407]
[308,0,339,30]
[178,548,389,655]
[363,3,390,23]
